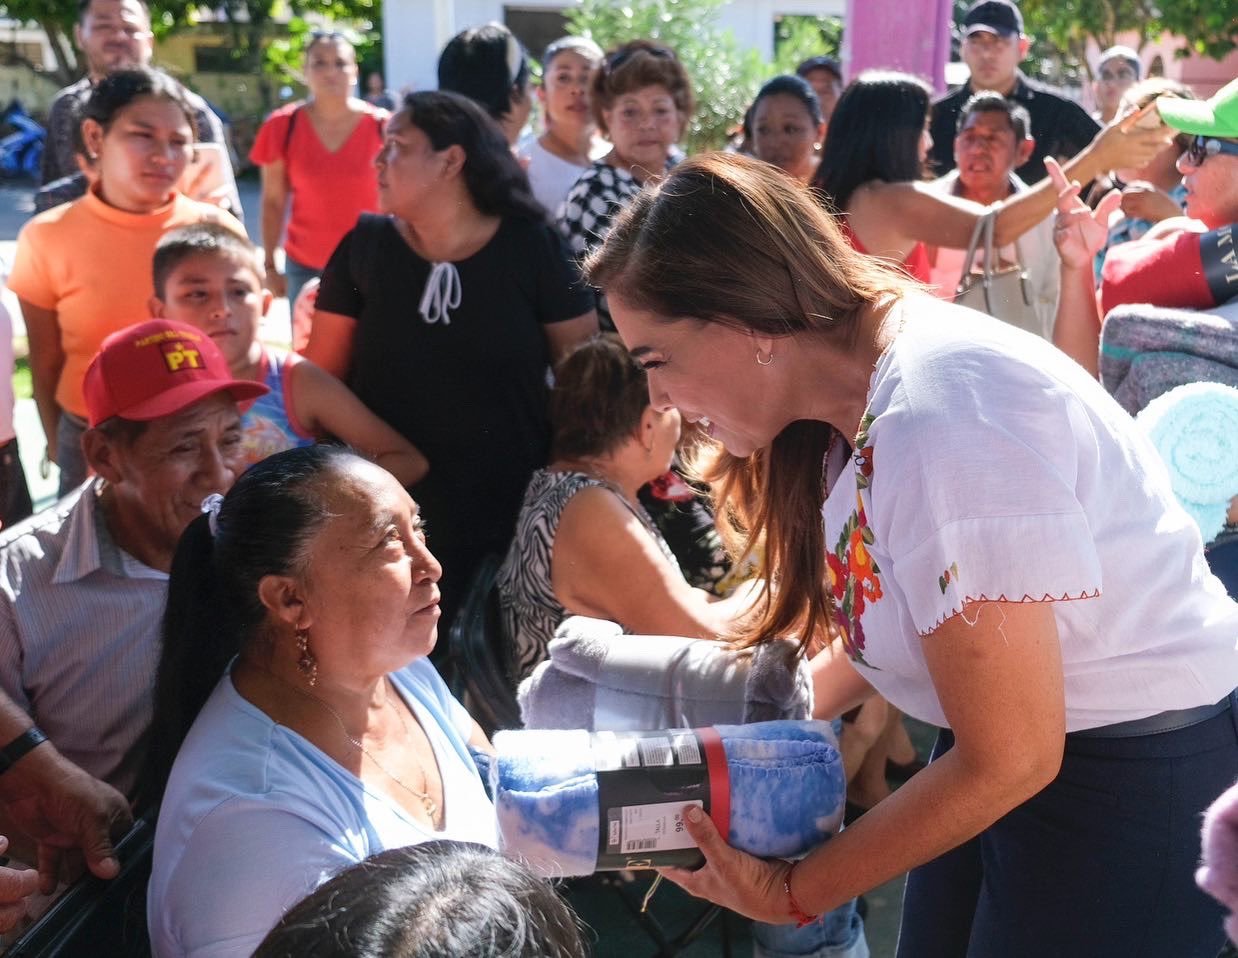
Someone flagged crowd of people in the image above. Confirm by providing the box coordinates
[0,0,1232,954]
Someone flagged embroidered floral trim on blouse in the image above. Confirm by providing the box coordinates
[828,414,885,666]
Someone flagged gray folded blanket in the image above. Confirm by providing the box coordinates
[1101,300,1238,415]
[517,616,812,731]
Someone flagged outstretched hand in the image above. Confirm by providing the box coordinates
[1048,156,1119,270]
[1091,101,1175,172]
[658,805,795,925]
[0,744,131,894]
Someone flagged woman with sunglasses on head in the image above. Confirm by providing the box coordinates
[516,36,607,216]
[437,23,533,147]
[558,40,693,330]
[558,42,741,597]
[251,30,386,305]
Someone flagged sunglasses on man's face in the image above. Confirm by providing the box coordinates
[1185,135,1238,166]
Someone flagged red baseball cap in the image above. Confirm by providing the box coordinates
[83,320,268,428]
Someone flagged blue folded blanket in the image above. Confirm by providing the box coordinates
[489,721,844,878]
[1135,381,1238,543]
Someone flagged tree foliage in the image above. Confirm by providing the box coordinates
[0,0,88,83]
[1151,0,1238,62]
[771,14,842,76]
[1015,0,1238,76]
[0,0,381,103]
[565,0,767,152]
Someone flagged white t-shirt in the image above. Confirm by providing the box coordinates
[517,135,606,221]
[149,658,498,958]
[822,296,1237,731]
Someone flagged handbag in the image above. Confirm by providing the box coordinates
[954,210,1042,336]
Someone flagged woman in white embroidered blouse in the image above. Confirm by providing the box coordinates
[585,152,1238,958]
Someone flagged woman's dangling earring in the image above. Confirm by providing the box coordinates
[295,627,318,687]
[756,347,774,366]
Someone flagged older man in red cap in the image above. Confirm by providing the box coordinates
[0,320,264,895]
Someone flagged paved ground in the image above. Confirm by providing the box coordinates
[0,174,930,956]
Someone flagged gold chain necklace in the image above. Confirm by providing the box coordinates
[260,666,439,820]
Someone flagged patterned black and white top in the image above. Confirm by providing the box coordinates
[556,160,644,330]
[496,469,679,680]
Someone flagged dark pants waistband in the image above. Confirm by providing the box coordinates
[1070,691,1234,739]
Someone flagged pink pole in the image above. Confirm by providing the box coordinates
[843,0,953,92]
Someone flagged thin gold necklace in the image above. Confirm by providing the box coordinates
[260,665,439,820]
[541,126,591,166]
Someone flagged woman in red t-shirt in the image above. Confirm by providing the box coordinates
[250,32,387,305]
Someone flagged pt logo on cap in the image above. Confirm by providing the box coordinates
[162,340,203,373]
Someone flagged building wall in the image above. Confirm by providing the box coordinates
[0,19,59,72]
[0,67,63,117]
[156,30,283,118]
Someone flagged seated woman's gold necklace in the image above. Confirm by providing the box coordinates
[262,666,438,819]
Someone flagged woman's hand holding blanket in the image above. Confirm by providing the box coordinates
[660,805,797,925]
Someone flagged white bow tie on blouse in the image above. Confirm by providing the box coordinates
[418,261,462,325]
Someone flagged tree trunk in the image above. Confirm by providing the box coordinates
[37,20,81,87]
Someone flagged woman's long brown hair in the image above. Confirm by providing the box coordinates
[584,153,910,652]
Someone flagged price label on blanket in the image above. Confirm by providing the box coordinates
[591,727,730,870]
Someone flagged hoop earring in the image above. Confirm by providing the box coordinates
[295,627,318,687]
[756,348,774,367]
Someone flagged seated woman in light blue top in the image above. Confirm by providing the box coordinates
[142,445,497,958]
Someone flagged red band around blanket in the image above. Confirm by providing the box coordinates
[697,726,730,842]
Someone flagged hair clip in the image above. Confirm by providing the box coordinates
[201,493,224,537]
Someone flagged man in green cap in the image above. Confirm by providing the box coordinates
[1156,77,1238,234]
[1089,77,1238,314]
[1049,78,1238,375]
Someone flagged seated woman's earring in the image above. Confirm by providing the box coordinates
[296,626,318,687]
[756,347,774,366]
